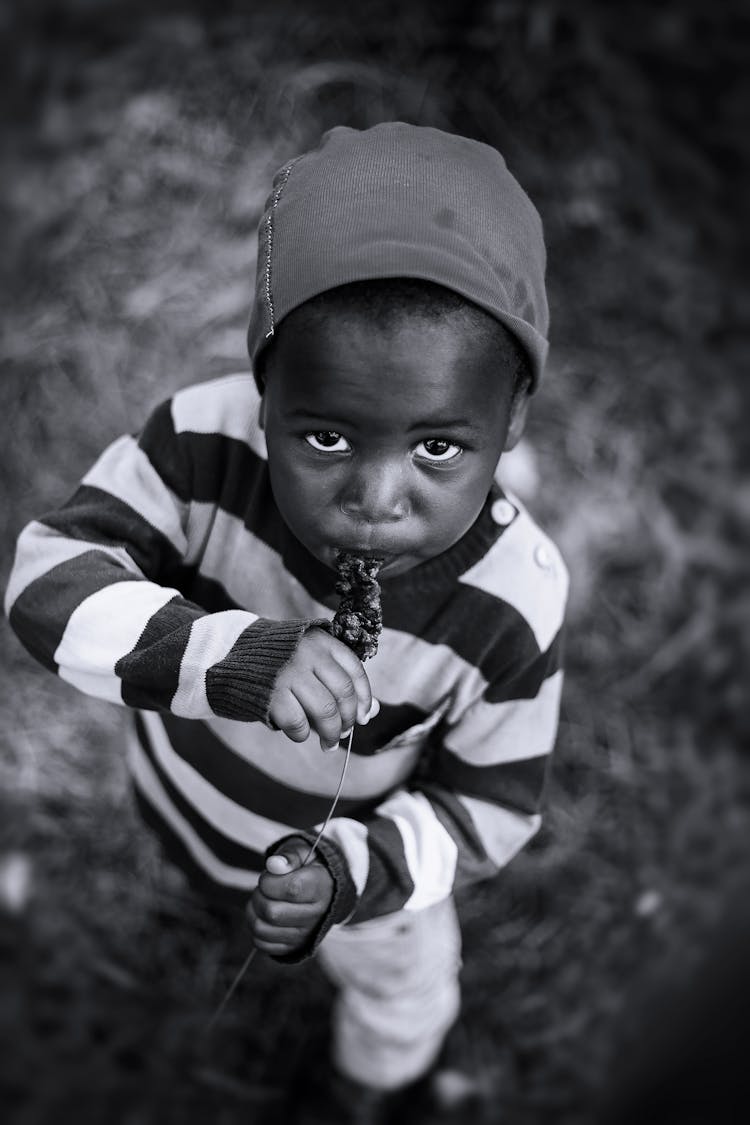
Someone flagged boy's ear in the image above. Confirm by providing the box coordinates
[503,389,530,452]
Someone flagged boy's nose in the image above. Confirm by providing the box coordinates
[339,463,410,523]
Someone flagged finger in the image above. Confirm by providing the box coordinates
[313,658,360,735]
[268,690,311,745]
[258,863,325,904]
[359,695,380,725]
[290,680,343,751]
[252,934,304,957]
[251,916,310,946]
[331,645,373,724]
[253,895,322,927]
[265,854,293,876]
[265,840,310,874]
[339,696,381,746]
[312,632,372,723]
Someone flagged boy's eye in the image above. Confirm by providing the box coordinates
[416,438,462,462]
[305,431,351,453]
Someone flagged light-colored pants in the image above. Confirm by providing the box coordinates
[316,896,462,1091]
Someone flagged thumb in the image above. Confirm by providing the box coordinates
[265,854,292,875]
[265,841,309,875]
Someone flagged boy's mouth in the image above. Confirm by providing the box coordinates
[331,545,398,573]
[338,546,393,563]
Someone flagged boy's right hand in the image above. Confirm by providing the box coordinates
[268,627,372,751]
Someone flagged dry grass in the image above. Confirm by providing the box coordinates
[1,3,748,1122]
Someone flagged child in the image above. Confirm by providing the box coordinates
[5,123,567,1119]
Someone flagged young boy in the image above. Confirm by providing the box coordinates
[5,124,567,1118]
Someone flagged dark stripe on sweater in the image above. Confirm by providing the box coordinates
[173,566,242,613]
[132,786,250,907]
[419,784,498,885]
[117,596,204,710]
[39,484,185,582]
[484,630,564,704]
[134,713,268,870]
[139,410,314,597]
[36,482,249,618]
[8,552,142,674]
[350,815,415,922]
[140,406,269,519]
[343,702,430,756]
[385,585,548,696]
[431,746,549,816]
[159,712,383,824]
[136,399,194,503]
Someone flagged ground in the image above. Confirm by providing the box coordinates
[1,3,748,1123]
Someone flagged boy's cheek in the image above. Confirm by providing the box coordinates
[271,469,346,555]
[269,456,330,514]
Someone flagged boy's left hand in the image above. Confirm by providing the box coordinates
[246,839,334,957]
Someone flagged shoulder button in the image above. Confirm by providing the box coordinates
[534,543,553,571]
[491,498,516,526]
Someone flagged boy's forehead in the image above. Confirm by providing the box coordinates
[266,308,516,420]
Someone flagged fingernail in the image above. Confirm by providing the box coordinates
[358,697,380,725]
[266,855,292,874]
[321,739,339,753]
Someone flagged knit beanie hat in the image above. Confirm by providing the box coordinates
[247,122,549,388]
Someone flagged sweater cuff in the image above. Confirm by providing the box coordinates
[205,617,317,722]
[265,832,358,964]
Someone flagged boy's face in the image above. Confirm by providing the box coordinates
[261,310,528,578]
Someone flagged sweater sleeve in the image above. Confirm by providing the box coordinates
[4,396,312,723]
[292,572,567,927]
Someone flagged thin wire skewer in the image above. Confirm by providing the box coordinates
[204,727,355,1034]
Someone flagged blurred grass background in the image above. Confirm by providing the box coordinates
[0,2,748,1122]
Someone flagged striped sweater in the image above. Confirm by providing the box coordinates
[5,373,567,932]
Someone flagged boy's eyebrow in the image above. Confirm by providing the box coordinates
[285,407,480,432]
[406,417,479,432]
[285,408,343,422]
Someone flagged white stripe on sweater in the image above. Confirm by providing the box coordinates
[321,817,371,899]
[325,796,458,910]
[170,610,259,718]
[458,794,541,868]
[383,790,458,911]
[82,434,188,555]
[171,373,267,459]
[3,521,144,614]
[444,669,564,766]
[460,508,568,651]
[128,729,260,891]
[141,711,290,847]
[196,507,321,617]
[55,580,181,703]
[370,633,485,724]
